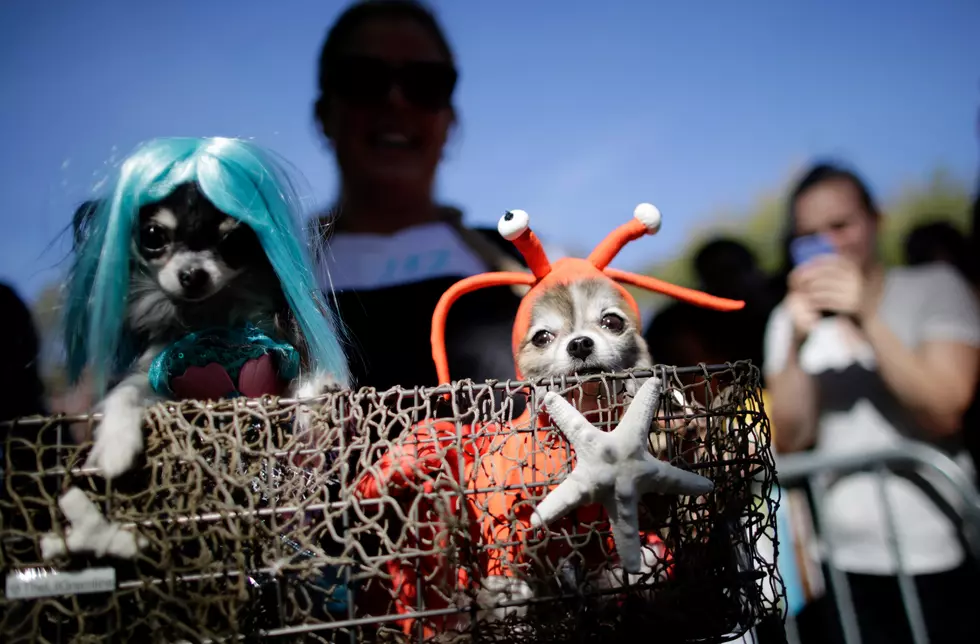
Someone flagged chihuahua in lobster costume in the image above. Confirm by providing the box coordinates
[355,204,744,636]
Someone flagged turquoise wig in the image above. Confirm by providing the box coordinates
[64,137,350,396]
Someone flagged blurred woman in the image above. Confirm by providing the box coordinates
[904,220,978,289]
[0,283,46,423]
[764,163,980,643]
[0,282,55,528]
[312,0,525,391]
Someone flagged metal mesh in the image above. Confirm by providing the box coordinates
[1,362,782,643]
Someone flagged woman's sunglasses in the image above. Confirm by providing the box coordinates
[329,56,458,111]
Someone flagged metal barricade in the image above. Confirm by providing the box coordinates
[775,442,980,644]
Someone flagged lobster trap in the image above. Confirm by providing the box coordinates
[1,362,783,643]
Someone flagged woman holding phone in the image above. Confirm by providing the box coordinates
[764,163,980,643]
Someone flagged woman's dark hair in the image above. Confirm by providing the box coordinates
[788,162,880,227]
[905,220,977,281]
[774,162,880,295]
[0,283,46,423]
[315,1,455,116]
[693,238,757,285]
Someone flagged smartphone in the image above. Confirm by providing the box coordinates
[789,234,837,318]
[789,234,836,267]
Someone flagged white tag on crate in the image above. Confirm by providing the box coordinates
[5,567,116,600]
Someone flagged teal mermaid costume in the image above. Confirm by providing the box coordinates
[148,323,350,616]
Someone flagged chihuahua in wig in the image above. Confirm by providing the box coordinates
[64,137,350,479]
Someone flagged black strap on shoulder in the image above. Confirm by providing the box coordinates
[437,207,524,271]
[437,207,532,297]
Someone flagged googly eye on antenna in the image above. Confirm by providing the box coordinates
[497,209,552,280]
[588,202,664,270]
[498,209,530,241]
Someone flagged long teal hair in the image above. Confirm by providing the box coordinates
[64,137,350,395]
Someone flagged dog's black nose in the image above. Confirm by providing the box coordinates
[178,268,210,293]
[567,336,595,360]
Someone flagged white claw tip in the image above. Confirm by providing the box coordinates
[498,209,530,241]
[633,203,662,234]
[542,392,561,408]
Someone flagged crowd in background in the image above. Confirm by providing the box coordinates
[1,1,980,643]
[692,166,980,644]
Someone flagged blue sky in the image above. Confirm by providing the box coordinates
[1,0,978,303]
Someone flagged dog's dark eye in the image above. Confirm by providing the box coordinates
[531,330,555,348]
[600,313,626,334]
[140,224,170,253]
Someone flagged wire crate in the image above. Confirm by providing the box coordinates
[1,362,783,643]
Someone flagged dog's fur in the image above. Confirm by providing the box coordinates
[87,183,337,479]
[517,278,652,403]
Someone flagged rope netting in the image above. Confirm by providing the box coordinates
[1,363,782,643]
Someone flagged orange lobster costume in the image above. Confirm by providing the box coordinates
[354,204,744,637]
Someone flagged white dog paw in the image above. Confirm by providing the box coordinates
[288,374,336,469]
[293,371,342,399]
[291,381,323,440]
[85,414,144,479]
